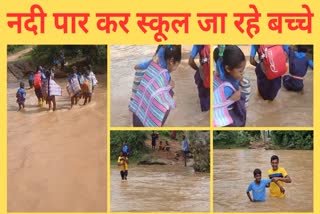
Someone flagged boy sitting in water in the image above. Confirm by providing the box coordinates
[118,151,129,180]
[246,168,284,202]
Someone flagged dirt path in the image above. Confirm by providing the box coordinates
[144,136,188,166]
[8,47,33,62]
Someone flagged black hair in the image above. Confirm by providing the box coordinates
[271,155,279,162]
[45,70,51,79]
[20,82,25,88]
[213,47,220,63]
[222,45,245,69]
[36,65,42,72]
[297,45,308,53]
[253,168,262,176]
[164,45,181,63]
[155,45,164,56]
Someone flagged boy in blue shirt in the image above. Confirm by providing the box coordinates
[246,168,284,202]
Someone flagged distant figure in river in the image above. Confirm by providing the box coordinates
[28,71,34,89]
[118,151,129,180]
[181,135,189,157]
[16,82,26,111]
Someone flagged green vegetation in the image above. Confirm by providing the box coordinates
[110,131,149,163]
[271,131,313,150]
[7,45,106,77]
[30,45,106,66]
[214,131,313,150]
[187,131,210,172]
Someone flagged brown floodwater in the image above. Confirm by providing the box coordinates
[214,149,313,212]
[111,165,210,212]
[7,74,107,212]
[240,45,313,127]
[110,45,210,127]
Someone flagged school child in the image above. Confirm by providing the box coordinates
[130,45,181,127]
[188,45,210,112]
[43,69,62,111]
[134,45,167,70]
[213,45,247,127]
[214,45,251,109]
[82,69,94,105]
[283,45,313,92]
[33,66,46,107]
[16,82,26,110]
[249,45,289,101]
[132,45,174,100]
[118,152,129,180]
[67,66,82,108]
[88,64,98,91]
[246,168,284,202]
[28,72,34,89]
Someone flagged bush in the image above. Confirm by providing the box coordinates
[110,131,149,161]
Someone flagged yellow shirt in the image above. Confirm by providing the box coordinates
[267,167,288,198]
[118,156,128,171]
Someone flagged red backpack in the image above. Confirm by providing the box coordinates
[258,45,287,80]
[34,73,42,89]
[199,45,211,88]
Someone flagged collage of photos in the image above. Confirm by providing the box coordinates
[5,44,315,213]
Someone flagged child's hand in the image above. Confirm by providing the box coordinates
[228,90,241,102]
[134,65,139,70]
[272,177,279,182]
[280,187,285,194]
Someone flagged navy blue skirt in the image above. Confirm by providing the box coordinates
[283,75,304,92]
[194,70,210,112]
[226,95,247,127]
[255,64,281,101]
